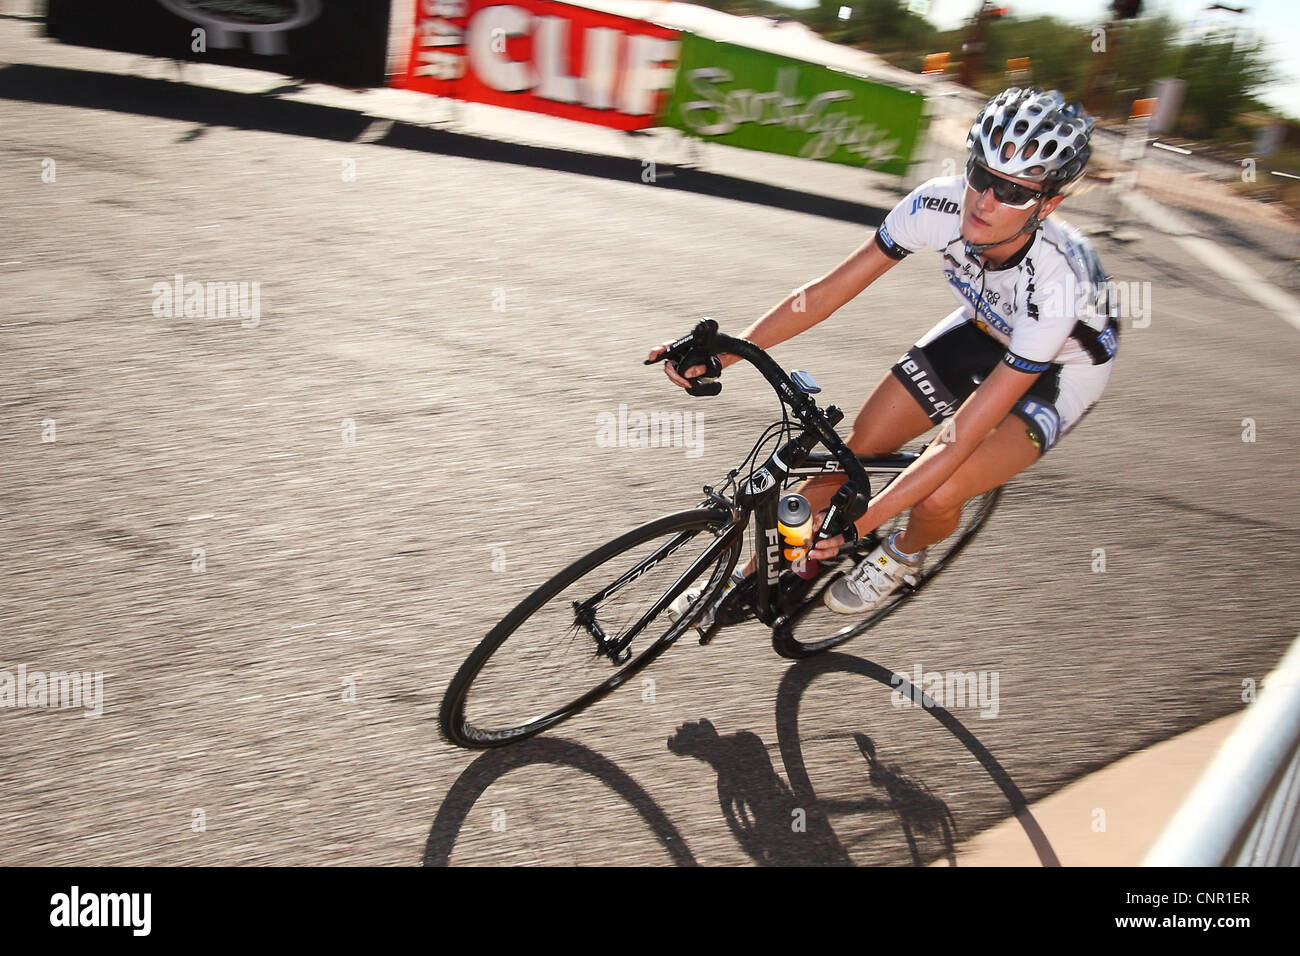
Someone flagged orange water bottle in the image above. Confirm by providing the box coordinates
[778,493,820,579]
[777,493,812,560]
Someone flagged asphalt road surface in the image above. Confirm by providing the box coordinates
[2,23,1298,866]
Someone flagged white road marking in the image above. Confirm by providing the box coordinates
[1119,192,1300,333]
[1176,235,1300,333]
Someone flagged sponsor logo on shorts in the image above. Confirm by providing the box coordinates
[1099,323,1118,357]
[1019,399,1060,451]
[898,356,954,418]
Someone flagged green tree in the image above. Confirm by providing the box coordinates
[816,0,938,52]
[1170,35,1272,137]
[981,16,1093,100]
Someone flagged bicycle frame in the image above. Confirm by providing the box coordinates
[577,317,928,662]
[578,442,923,663]
[745,450,916,627]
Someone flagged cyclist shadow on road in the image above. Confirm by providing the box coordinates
[670,653,1058,867]
[667,719,856,866]
[667,718,956,866]
[422,654,1057,866]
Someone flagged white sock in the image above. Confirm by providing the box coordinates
[887,530,924,564]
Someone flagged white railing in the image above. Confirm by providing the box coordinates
[1144,634,1300,866]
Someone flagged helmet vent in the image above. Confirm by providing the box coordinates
[970,88,1094,192]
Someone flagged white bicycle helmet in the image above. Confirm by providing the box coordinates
[967,87,1095,195]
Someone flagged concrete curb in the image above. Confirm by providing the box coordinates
[932,712,1243,866]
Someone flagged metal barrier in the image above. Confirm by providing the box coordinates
[1144,634,1300,866]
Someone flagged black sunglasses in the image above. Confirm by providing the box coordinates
[965,159,1045,208]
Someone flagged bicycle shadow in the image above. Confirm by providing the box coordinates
[422,655,1058,867]
[671,653,1057,867]
[422,736,697,866]
[666,716,965,866]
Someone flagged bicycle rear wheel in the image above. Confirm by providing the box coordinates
[441,508,740,748]
[771,482,1001,658]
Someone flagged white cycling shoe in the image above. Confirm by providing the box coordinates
[668,571,742,635]
[823,531,925,615]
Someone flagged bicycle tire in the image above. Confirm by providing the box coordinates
[771,483,1002,659]
[441,508,740,748]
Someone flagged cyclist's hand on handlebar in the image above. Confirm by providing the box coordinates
[807,509,854,561]
[646,340,726,396]
[647,342,704,390]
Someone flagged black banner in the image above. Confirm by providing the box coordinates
[45,1,391,88]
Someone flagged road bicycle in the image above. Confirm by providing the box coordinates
[441,320,1001,748]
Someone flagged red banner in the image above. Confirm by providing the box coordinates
[393,0,681,131]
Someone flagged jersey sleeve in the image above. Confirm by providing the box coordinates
[874,177,963,261]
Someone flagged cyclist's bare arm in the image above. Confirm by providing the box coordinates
[650,236,902,388]
[807,362,1041,559]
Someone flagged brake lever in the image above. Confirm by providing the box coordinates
[809,482,870,552]
[644,318,718,366]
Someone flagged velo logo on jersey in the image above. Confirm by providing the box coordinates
[911,194,960,216]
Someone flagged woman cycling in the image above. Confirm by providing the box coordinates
[650,87,1119,620]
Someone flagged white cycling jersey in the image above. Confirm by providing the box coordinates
[875,175,1119,372]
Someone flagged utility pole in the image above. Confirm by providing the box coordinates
[958,2,1006,89]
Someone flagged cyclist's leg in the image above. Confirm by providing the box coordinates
[898,359,1114,554]
[897,413,1040,553]
[795,312,983,522]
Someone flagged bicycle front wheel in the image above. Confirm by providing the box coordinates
[441,508,740,748]
[771,484,1001,658]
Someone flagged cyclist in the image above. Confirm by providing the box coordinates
[651,87,1118,621]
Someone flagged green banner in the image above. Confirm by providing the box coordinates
[659,34,926,175]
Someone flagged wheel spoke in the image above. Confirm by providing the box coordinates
[441,511,739,747]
